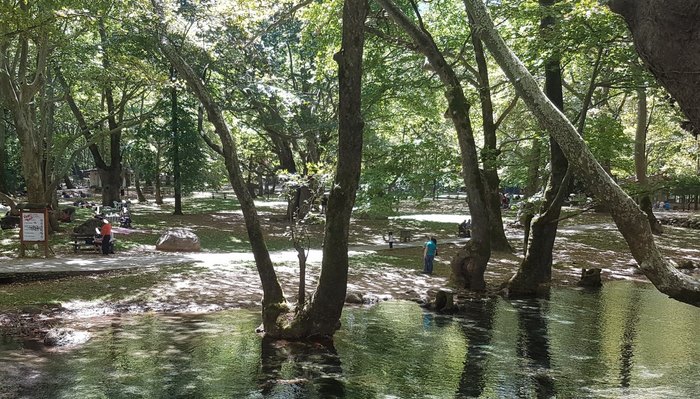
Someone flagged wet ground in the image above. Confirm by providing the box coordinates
[0,200,698,345]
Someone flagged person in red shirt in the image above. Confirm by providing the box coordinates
[99,219,112,255]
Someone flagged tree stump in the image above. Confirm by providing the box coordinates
[578,268,602,288]
[434,288,457,313]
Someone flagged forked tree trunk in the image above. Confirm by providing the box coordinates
[468,16,512,252]
[504,0,568,296]
[377,0,491,290]
[152,0,287,333]
[278,0,368,338]
[465,0,700,306]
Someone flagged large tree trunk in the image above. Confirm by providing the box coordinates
[0,16,50,206]
[278,0,368,338]
[634,87,662,234]
[152,0,287,332]
[468,15,512,252]
[97,19,123,207]
[377,0,491,290]
[608,0,700,131]
[505,0,569,296]
[465,0,700,306]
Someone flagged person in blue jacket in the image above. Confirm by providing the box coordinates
[423,237,438,274]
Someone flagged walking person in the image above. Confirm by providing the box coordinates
[385,231,396,249]
[422,237,438,274]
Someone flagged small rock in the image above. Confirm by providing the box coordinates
[578,268,602,288]
[678,260,695,270]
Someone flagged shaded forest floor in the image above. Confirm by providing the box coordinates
[1,195,699,343]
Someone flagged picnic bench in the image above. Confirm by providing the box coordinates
[211,191,234,199]
[72,233,116,253]
[72,233,97,253]
[399,229,413,242]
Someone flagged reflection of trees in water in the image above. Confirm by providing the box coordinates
[456,298,497,398]
[515,299,555,399]
[619,288,641,388]
[259,337,344,398]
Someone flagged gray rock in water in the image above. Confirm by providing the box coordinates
[578,268,602,288]
[44,328,90,347]
[156,228,201,252]
[678,260,696,270]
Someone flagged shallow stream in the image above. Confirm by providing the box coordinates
[1,281,698,398]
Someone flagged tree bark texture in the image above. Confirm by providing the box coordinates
[97,19,124,207]
[285,0,368,338]
[506,0,569,296]
[465,0,700,306]
[468,14,512,252]
[608,0,700,131]
[377,0,491,290]
[0,17,50,205]
[151,0,287,331]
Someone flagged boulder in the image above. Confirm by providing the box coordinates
[345,292,363,304]
[73,217,103,235]
[156,229,201,252]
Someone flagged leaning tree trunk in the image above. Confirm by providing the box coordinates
[377,0,491,290]
[504,0,569,296]
[152,0,287,332]
[465,0,700,307]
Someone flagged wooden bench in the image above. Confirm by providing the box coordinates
[72,234,97,253]
[72,233,116,253]
[399,229,413,242]
[211,191,233,199]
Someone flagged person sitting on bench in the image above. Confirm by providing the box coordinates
[458,219,471,238]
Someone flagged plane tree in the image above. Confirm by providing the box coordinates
[464,0,700,306]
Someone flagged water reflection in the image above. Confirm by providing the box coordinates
[618,286,641,388]
[513,299,555,399]
[455,298,497,399]
[0,282,699,398]
[259,337,345,398]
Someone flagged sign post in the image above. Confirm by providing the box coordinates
[19,206,51,258]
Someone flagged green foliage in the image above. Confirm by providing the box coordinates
[584,113,633,174]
